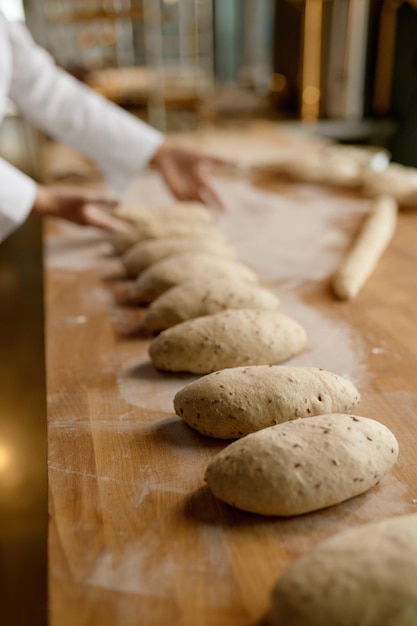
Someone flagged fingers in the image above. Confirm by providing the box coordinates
[157,155,225,209]
[76,190,119,210]
[83,205,134,235]
[158,157,195,201]
[194,169,225,212]
[55,185,118,210]
[201,153,231,168]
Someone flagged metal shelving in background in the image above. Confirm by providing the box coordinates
[33,0,215,131]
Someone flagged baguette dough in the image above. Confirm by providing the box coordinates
[149,309,307,374]
[174,366,360,438]
[122,234,235,277]
[204,413,398,516]
[129,253,258,304]
[269,514,417,626]
[332,195,398,300]
[145,277,279,332]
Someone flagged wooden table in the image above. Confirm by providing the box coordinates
[45,125,417,626]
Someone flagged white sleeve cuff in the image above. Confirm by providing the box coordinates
[0,158,37,243]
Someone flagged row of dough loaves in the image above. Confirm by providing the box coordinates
[111,201,307,374]
[110,201,405,625]
[174,364,402,624]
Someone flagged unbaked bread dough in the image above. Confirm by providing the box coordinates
[280,150,363,188]
[144,277,279,332]
[174,365,360,438]
[269,514,417,626]
[332,195,398,300]
[362,161,417,207]
[204,413,398,516]
[129,253,258,304]
[110,202,215,253]
[122,234,235,277]
[148,309,307,374]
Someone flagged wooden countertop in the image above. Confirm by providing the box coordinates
[45,125,417,626]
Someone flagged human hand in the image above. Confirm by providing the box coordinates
[150,141,226,211]
[32,185,132,234]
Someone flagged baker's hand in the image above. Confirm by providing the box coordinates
[32,185,132,234]
[150,141,226,211]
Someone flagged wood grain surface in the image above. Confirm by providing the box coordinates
[46,125,417,626]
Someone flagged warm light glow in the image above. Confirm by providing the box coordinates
[301,0,323,121]
[303,85,321,105]
[0,444,11,473]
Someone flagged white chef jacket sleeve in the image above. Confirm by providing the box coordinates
[0,157,37,243]
[6,19,164,195]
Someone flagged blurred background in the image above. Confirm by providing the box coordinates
[4,0,417,179]
[1,1,417,625]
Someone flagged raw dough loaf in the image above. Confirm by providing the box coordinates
[174,366,360,439]
[115,202,212,230]
[281,150,363,188]
[145,277,279,332]
[110,203,214,253]
[149,309,307,374]
[205,413,398,516]
[363,161,417,207]
[269,514,417,626]
[129,253,258,304]
[122,234,235,277]
[332,195,398,300]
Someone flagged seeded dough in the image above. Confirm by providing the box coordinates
[204,414,398,516]
[269,514,417,626]
[174,366,360,438]
[122,235,235,277]
[332,195,398,300]
[129,253,258,304]
[145,277,279,332]
[149,309,307,374]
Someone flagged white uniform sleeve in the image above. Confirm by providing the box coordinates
[0,157,37,243]
[6,19,164,195]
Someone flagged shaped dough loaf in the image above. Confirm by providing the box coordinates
[332,195,398,300]
[145,277,279,332]
[122,234,235,277]
[205,413,398,516]
[129,253,258,304]
[174,365,360,438]
[269,514,417,626]
[110,203,214,253]
[363,161,417,207]
[149,309,307,374]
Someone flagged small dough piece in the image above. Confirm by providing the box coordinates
[332,195,398,300]
[269,514,417,626]
[122,235,236,277]
[145,277,279,332]
[149,309,307,374]
[129,253,258,304]
[363,161,417,207]
[205,414,398,516]
[174,366,360,439]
